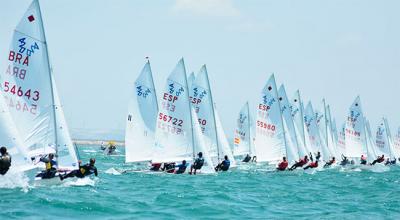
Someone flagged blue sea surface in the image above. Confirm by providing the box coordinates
[1,145,399,219]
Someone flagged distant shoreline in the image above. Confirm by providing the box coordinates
[73,139,125,146]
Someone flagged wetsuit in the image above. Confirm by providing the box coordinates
[175,163,187,174]
[289,158,308,171]
[0,153,12,175]
[150,163,161,171]
[304,161,318,170]
[60,163,98,180]
[371,157,385,165]
[242,155,251,163]
[277,161,288,171]
[162,163,176,173]
[36,157,58,179]
[215,159,230,171]
[324,159,335,168]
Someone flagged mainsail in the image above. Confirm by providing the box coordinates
[0,96,30,171]
[233,102,253,156]
[2,0,78,169]
[152,59,194,163]
[304,102,325,158]
[254,75,286,163]
[344,96,367,158]
[393,127,400,159]
[125,61,158,163]
[375,118,394,159]
[278,85,301,163]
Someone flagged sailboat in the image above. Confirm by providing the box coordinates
[152,59,214,174]
[303,102,325,158]
[3,0,79,178]
[125,60,158,163]
[254,75,287,164]
[375,118,395,161]
[233,102,254,158]
[290,90,313,156]
[278,85,302,164]
[190,65,235,167]
[344,96,367,160]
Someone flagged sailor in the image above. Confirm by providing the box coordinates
[360,155,367,165]
[371,155,385,165]
[304,160,318,170]
[215,155,231,172]
[0,147,12,175]
[340,154,349,166]
[251,156,257,162]
[150,162,162,171]
[162,162,176,173]
[288,155,309,171]
[175,160,187,174]
[242,154,252,163]
[36,153,58,179]
[106,141,116,155]
[315,151,321,161]
[189,152,204,175]
[324,157,336,168]
[385,158,397,166]
[60,158,98,180]
[276,157,288,171]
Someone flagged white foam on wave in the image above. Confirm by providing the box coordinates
[62,177,96,187]
[0,170,30,192]
[82,149,97,153]
[105,168,121,175]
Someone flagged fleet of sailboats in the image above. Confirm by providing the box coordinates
[1,0,399,182]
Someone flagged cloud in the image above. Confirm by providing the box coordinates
[172,0,240,17]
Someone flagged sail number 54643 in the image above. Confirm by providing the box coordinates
[3,81,40,101]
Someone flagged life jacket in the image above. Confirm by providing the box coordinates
[378,157,385,163]
[45,160,56,170]
[278,161,288,170]
[0,155,11,171]
[310,161,318,168]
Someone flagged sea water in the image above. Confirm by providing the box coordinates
[1,145,399,219]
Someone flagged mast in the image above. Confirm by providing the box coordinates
[246,102,252,155]
[204,66,221,162]
[363,118,369,162]
[36,0,59,158]
[183,59,196,160]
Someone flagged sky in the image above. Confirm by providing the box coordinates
[1,0,399,140]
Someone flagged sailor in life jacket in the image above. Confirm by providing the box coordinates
[0,147,12,175]
[371,155,385,165]
[277,157,288,171]
[36,153,58,179]
[190,152,205,175]
[59,158,98,181]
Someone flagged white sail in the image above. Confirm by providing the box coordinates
[304,102,326,159]
[191,107,215,174]
[365,119,378,162]
[383,118,399,159]
[290,90,312,155]
[337,122,346,155]
[125,61,158,163]
[2,0,77,168]
[278,85,301,163]
[214,108,236,166]
[0,96,31,171]
[393,127,400,158]
[344,96,367,158]
[188,72,195,90]
[254,75,286,163]
[233,102,252,156]
[326,105,339,158]
[375,118,393,159]
[152,59,194,163]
